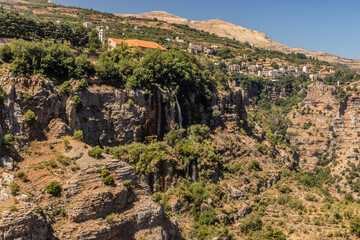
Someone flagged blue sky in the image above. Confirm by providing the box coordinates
[54,0,360,59]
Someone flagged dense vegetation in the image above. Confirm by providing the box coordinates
[0,12,89,47]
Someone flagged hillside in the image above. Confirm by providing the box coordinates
[2,1,360,240]
[118,11,360,72]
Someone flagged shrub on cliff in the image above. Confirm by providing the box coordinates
[122,180,131,190]
[88,146,103,159]
[46,180,62,197]
[0,88,5,104]
[73,130,84,142]
[241,214,263,234]
[9,182,19,196]
[71,95,82,109]
[247,160,261,171]
[24,110,37,125]
[59,81,73,95]
[350,217,360,237]
[77,79,88,91]
[3,134,13,149]
[101,169,114,186]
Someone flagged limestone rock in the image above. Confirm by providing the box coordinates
[0,157,13,170]
[0,203,51,240]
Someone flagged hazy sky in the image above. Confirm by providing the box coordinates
[54,0,360,60]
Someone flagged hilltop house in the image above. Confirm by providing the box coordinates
[256,63,264,69]
[83,22,91,28]
[211,44,219,51]
[228,64,241,73]
[189,43,202,51]
[319,68,331,76]
[188,43,202,54]
[175,37,185,43]
[108,38,167,51]
[303,66,312,74]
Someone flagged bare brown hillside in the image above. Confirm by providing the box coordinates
[117,11,360,71]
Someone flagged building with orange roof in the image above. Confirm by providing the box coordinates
[108,38,167,51]
[319,68,331,75]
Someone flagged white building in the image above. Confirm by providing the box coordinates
[228,64,241,73]
[303,66,312,74]
[83,22,91,28]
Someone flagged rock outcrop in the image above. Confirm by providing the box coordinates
[0,203,51,240]
[0,73,246,148]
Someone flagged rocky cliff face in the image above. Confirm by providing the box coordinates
[287,82,360,195]
[0,72,246,149]
[0,72,249,239]
[0,139,181,240]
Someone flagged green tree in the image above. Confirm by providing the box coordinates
[73,130,84,141]
[88,30,101,49]
[74,54,95,79]
[71,95,82,110]
[88,146,103,159]
[350,217,360,237]
[24,110,37,125]
[46,180,62,197]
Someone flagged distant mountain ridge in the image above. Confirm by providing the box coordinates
[117,11,360,72]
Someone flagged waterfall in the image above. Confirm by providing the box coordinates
[175,95,183,129]
[191,160,197,182]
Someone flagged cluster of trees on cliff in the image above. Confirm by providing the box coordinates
[0,40,224,100]
[0,12,89,47]
[0,40,94,79]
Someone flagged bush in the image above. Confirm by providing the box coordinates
[57,154,70,166]
[0,88,5,104]
[247,160,261,171]
[59,81,73,95]
[103,175,114,185]
[122,180,131,190]
[276,184,292,194]
[304,193,317,202]
[71,95,82,109]
[24,110,37,125]
[73,130,84,141]
[101,169,114,185]
[17,171,28,182]
[22,91,33,104]
[3,134,13,148]
[70,164,80,171]
[77,79,88,91]
[74,54,95,79]
[241,214,263,234]
[105,213,116,223]
[350,217,360,237]
[288,198,305,211]
[265,230,286,240]
[9,181,19,196]
[46,180,62,197]
[345,192,354,203]
[0,44,13,62]
[198,208,217,226]
[101,169,111,178]
[152,192,162,203]
[88,146,103,159]
[63,139,70,150]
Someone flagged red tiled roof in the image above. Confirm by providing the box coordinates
[109,38,166,51]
